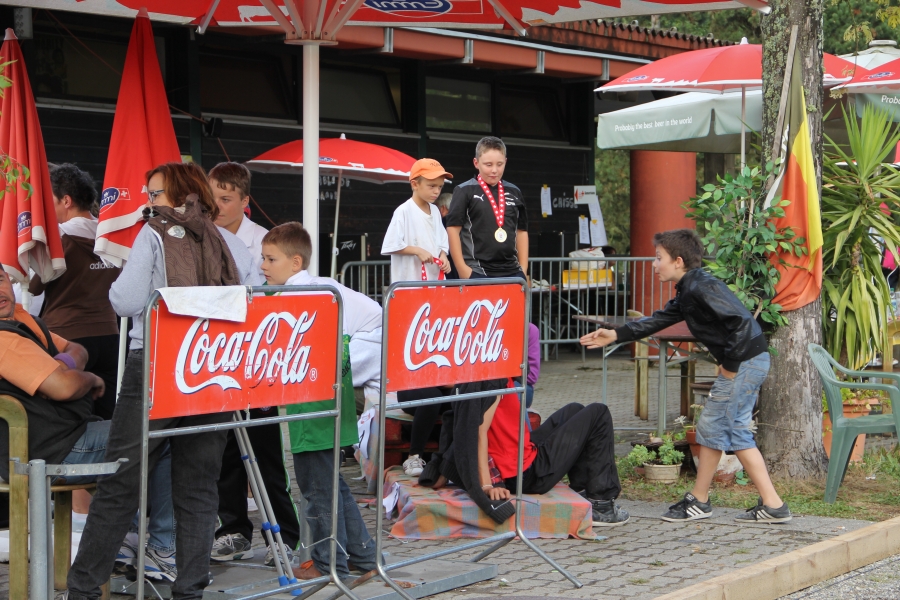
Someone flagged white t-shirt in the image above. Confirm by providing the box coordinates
[234,215,269,282]
[381,198,449,283]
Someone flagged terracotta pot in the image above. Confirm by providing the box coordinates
[643,462,681,483]
[823,400,874,463]
[686,430,701,463]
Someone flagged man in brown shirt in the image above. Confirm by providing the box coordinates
[29,164,120,419]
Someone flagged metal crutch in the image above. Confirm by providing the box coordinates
[232,411,302,596]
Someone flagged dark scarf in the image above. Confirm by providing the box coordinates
[144,195,240,288]
[419,379,516,524]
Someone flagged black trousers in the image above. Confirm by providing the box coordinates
[215,406,301,549]
[73,334,120,420]
[398,387,452,457]
[505,403,621,501]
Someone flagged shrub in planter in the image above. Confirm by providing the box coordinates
[626,439,685,484]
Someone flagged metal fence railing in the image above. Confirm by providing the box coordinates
[339,257,676,360]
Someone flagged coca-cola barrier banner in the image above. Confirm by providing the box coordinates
[147,293,339,419]
[385,283,526,392]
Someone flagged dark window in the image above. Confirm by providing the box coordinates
[199,53,294,119]
[497,87,565,140]
[320,67,399,126]
[32,32,133,101]
[425,77,491,133]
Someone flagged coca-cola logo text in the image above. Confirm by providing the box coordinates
[404,299,509,371]
[175,311,318,394]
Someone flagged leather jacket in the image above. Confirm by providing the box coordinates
[614,268,767,372]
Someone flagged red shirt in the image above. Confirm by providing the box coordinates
[487,386,536,478]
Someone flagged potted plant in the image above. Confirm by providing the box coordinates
[822,388,882,462]
[635,438,685,484]
[822,104,900,370]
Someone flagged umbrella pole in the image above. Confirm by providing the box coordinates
[740,86,746,171]
[331,170,342,279]
[303,43,321,276]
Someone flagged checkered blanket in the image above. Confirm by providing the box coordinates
[383,467,597,540]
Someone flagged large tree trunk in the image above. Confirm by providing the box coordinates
[758,0,828,478]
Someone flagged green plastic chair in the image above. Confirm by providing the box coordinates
[807,344,899,503]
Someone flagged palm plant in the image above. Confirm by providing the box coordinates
[822,104,900,370]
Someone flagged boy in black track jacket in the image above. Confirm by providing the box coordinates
[581,229,792,524]
[446,136,528,280]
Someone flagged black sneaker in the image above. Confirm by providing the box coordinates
[661,493,712,522]
[735,497,792,523]
[587,498,630,527]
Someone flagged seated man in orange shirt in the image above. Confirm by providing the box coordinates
[0,270,107,484]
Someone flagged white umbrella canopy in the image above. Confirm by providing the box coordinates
[596,89,851,153]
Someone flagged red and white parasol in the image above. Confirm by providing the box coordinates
[94,9,182,267]
[0,29,65,296]
[247,134,416,276]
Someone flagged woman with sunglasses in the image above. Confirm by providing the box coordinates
[67,162,259,600]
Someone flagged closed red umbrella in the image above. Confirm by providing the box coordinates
[0,29,65,292]
[247,134,416,276]
[94,9,182,267]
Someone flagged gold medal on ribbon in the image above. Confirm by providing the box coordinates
[495,228,507,243]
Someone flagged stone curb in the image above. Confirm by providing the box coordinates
[652,516,900,600]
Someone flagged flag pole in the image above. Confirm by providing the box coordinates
[770,26,799,165]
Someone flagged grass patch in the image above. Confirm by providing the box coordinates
[649,560,666,566]
[732,548,751,555]
[617,443,900,522]
[629,578,650,585]
[583,557,601,563]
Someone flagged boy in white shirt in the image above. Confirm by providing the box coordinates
[260,222,381,581]
[381,159,454,477]
[382,158,453,282]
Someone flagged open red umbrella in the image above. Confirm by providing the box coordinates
[0,29,65,292]
[833,57,900,94]
[599,39,865,166]
[247,133,416,276]
[94,9,181,267]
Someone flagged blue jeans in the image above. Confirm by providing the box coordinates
[696,353,770,452]
[58,421,176,553]
[57,420,112,485]
[293,449,376,578]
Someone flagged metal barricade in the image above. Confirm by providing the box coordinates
[338,258,675,360]
[16,458,126,600]
[339,260,390,303]
[134,285,358,600]
[529,257,675,360]
[372,279,582,599]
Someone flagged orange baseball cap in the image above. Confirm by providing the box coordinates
[410,158,453,181]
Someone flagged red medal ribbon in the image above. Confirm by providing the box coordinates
[477,175,505,230]
[421,258,445,281]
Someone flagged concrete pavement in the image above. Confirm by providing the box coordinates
[1,349,895,599]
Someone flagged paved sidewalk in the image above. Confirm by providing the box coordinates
[0,351,884,598]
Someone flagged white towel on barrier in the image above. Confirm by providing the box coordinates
[158,286,247,322]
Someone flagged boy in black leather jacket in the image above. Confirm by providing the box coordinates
[581,229,791,524]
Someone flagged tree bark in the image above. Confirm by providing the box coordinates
[758,0,828,478]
